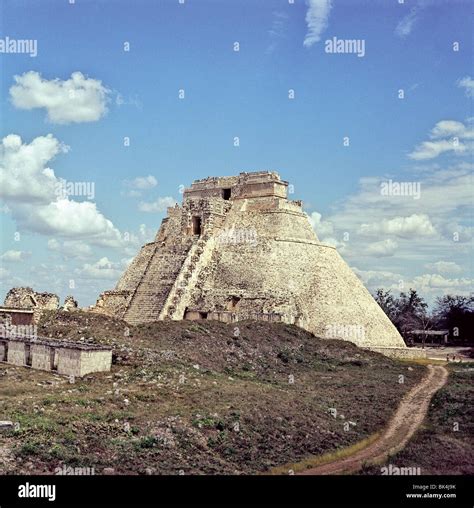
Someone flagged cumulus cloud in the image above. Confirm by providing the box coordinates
[0,133,68,203]
[408,119,474,160]
[353,267,472,301]
[457,76,474,98]
[308,211,334,238]
[303,0,332,48]
[307,159,471,301]
[0,134,122,247]
[10,71,111,124]
[366,239,398,257]
[138,196,177,213]
[318,163,471,245]
[425,261,462,274]
[359,214,436,239]
[123,175,157,190]
[352,268,403,288]
[409,273,473,294]
[47,239,92,259]
[0,250,31,262]
[430,120,474,139]
[75,257,124,280]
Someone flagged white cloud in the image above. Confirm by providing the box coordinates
[308,211,334,238]
[395,9,419,38]
[267,11,289,53]
[430,120,474,139]
[0,133,68,203]
[303,0,332,48]
[353,268,403,288]
[439,221,473,243]
[0,250,31,262]
[408,119,474,160]
[409,273,473,292]
[319,164,472,246]
[138,196,177,213]
[409,140,467,160]
[366,239,398,257]
[75,257,124,280]
[0,134,122,247]
[30,199,121,245]
[123,175,157,190]
[353,268,472,301]
[10,71,110,124]
[306,159,471,302]
[457,76,474,98]
[395,1,428,38]
[425,261,462,274]
[47,239,92,259]
[359,214,436,239]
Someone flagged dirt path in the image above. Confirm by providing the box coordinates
[299,364,448,475]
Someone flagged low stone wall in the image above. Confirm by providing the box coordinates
[365,346,427,360]
[79,350,113,376]
[31,344,52,371]
[6,340,26,366]
[0,337,112,377]
[57,347,82,377]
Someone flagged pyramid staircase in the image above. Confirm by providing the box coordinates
[159,232,216,320]
[123,239,194,325]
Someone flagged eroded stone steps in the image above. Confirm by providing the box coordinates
[159,234,216,320]
[123,243,194,324]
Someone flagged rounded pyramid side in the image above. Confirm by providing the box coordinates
[192,201,405,348]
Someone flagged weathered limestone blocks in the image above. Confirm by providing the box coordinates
[4,287,59,322]
[0,336,112,377]
[94,171,407,351]
[63,296,78,311]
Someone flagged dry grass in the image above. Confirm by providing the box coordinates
[359,363,473,475]
[0,311,425,475]
[266,432,381,475]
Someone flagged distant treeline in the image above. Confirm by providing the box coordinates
[373,289,473,345]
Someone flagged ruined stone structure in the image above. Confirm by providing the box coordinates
[0,336,112,377]
[63,296,78,312]
[0,307,34,327]
[4,287,59,323]
[95,171,407,350]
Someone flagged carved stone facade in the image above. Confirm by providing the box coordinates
[94,171,406,349]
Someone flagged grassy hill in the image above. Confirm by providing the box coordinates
[0,310,424,475]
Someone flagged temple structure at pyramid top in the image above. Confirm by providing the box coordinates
[93,171,408,352]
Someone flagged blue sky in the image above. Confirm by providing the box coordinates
[0,0,472,307]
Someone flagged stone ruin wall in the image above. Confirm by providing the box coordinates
[4,287,59,322]
[3,287,79,322]
[78,350,113,376]
[1,337,112,377]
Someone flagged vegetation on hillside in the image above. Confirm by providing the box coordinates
[360,363,474,475]
[0,311,424,475]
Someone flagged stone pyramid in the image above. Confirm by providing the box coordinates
[94,171,406,350]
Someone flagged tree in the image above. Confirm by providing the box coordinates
[433,295,474,343]
[373,289,397,321]
[374,288,430,344]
